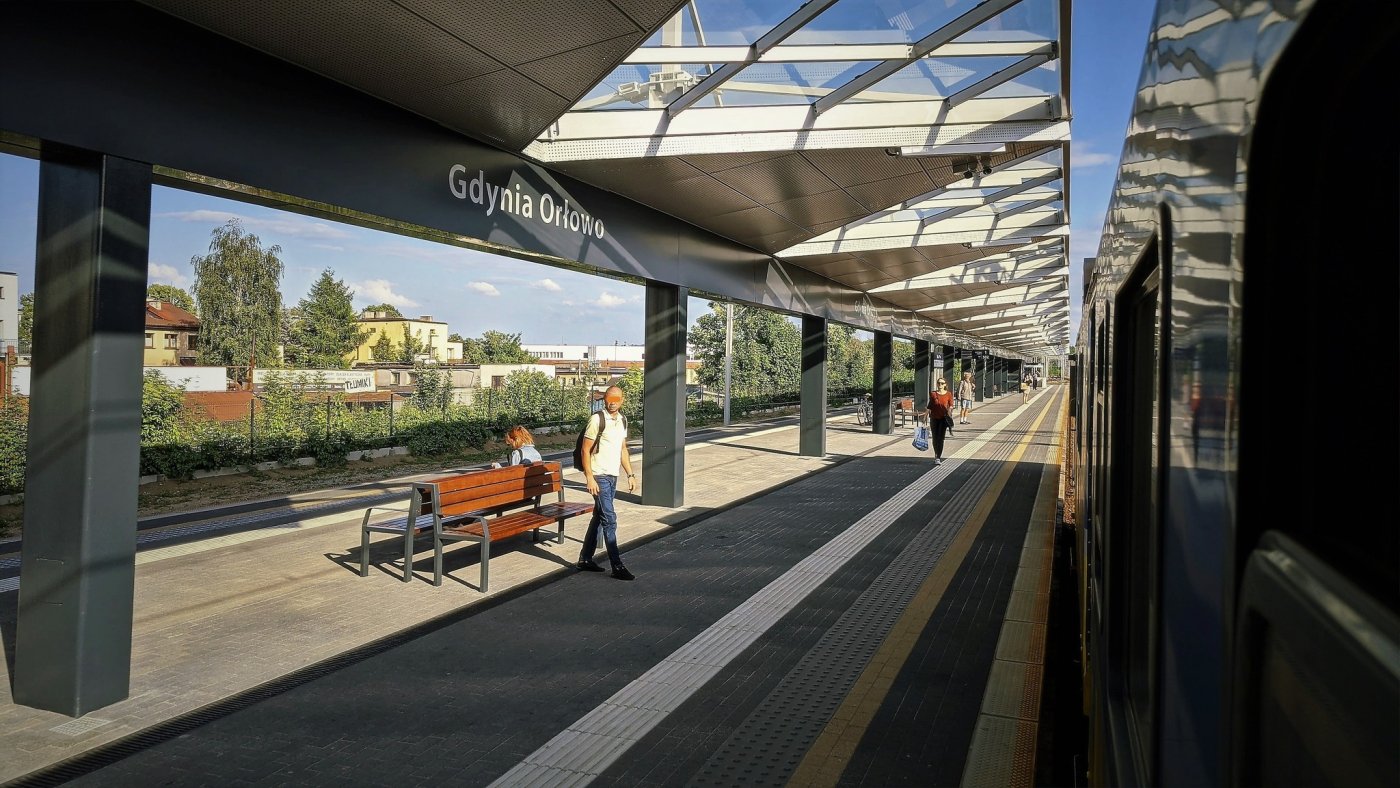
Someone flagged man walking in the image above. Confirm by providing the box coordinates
[957,371,975,424]
[577,385,637,581]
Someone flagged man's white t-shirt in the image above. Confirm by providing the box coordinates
[584,410,627,477]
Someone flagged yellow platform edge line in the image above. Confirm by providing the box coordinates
[787,391,1061,788]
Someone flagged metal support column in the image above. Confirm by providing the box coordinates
[1011,360,1022,392]
[642,281,687,507]
[800,315,826,457]
[14,147,151,716]
[975,353,988,403]
[913,339,930,409]
[872,330,892,434]
[944,345,958,388]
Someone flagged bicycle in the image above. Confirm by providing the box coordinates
[855,396,873,426]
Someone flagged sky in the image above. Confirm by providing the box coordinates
[0,0,1156,347]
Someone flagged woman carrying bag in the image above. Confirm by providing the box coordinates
[926,377,956,466]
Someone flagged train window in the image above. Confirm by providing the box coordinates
[1110,236,1165,779]
[1232,533,1399,788]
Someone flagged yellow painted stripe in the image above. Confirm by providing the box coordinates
[788,393,1059,788]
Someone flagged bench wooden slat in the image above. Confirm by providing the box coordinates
[536,501,593,520]
[420,464,554,494]
[443,510,551,540]
[437,485,555,519]
[434,476,558,508]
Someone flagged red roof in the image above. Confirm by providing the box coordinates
[146,301,200,330]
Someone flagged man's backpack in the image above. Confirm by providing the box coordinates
[573,411,626,471]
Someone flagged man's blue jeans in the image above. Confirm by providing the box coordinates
[579,474,622,569]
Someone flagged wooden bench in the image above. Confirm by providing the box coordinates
[893,397,915,427]
[359,462,593,591]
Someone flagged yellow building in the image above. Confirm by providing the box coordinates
[348,311,465,364]
[143,300,200,366]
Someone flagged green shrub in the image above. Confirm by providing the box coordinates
[0,399,30,494]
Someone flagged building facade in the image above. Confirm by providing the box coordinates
[348,311,465,364]
[143,300,201,366]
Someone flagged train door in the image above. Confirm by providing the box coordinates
[1105,241,1164,785]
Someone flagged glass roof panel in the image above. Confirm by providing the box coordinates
[573,63,720,111]
[682,61,883,107]
[978,61,1059,99]
[641,0,806,47]
[955,0,1057,41]
[848,55,1041,102]
[788,0,986,45]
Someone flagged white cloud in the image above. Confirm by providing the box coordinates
[533,278,563,292]
[349,279,418,308]
[147,262,189,288]
[1070,141,1115,170]
[593,291,627,308]
[469,281,501,297]
[159,209,351,240]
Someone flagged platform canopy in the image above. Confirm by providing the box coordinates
[139,0,1070,356]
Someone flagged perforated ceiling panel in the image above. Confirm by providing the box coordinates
[138,0,690,150]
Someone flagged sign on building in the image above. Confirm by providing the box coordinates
[253,369,376,392]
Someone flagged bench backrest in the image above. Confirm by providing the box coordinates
[412,462,562,520]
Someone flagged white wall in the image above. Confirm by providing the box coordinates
[9,365,29,396]
[523,343,697,363]
[0,272,18,353]
[147,366,228,392]
[253,368,375,392]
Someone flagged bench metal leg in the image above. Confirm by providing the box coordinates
[480,538,490,593]
[402,526,415,582]
[359,511,372,577]
[433,535,443,587]
[556,519,565,544]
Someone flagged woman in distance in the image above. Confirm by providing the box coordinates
[926,377,956,466]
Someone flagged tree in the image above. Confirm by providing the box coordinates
[363,303,403,318]
[285,268,369,369]
[412,365,450,410]
[617,366,644,421]
[460,330,539,364]
[447,332,465,343]
[371,329,395,361]
[397,323,425,363]
[147,284,195,313]
[826,323,873,393]
[191,219,284,382]
[690,303,801,397]
[141,370,186,444]
[17,293,33,353]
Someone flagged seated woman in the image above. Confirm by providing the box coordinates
[504,424,543,466]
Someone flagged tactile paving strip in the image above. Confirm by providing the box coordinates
[686,434,1023,786]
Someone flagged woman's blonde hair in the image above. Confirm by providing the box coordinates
[505,425,535,447]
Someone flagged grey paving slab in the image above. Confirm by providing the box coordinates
[0,413,899,783]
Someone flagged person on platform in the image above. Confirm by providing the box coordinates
[926,377,956,466]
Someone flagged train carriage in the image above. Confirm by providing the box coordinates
[1071,0,1398,785]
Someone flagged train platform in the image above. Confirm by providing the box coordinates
[0,386,1066,787]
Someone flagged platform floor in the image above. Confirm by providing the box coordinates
[0,387,1064,786]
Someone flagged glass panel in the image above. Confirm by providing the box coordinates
[682,61,882,108]
[979,60,1059,99]
[791,0,985,45]
[573,63,719,111]
[642,1,806,47]
[955,0,1058,41]
[849,55,1055,102]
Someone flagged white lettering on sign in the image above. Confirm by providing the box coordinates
[449,165,604,239]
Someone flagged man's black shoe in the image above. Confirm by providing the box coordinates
[576,559,605,572]
[610,566,635,581]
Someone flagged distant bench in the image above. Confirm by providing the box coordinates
[359,462,593,591]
